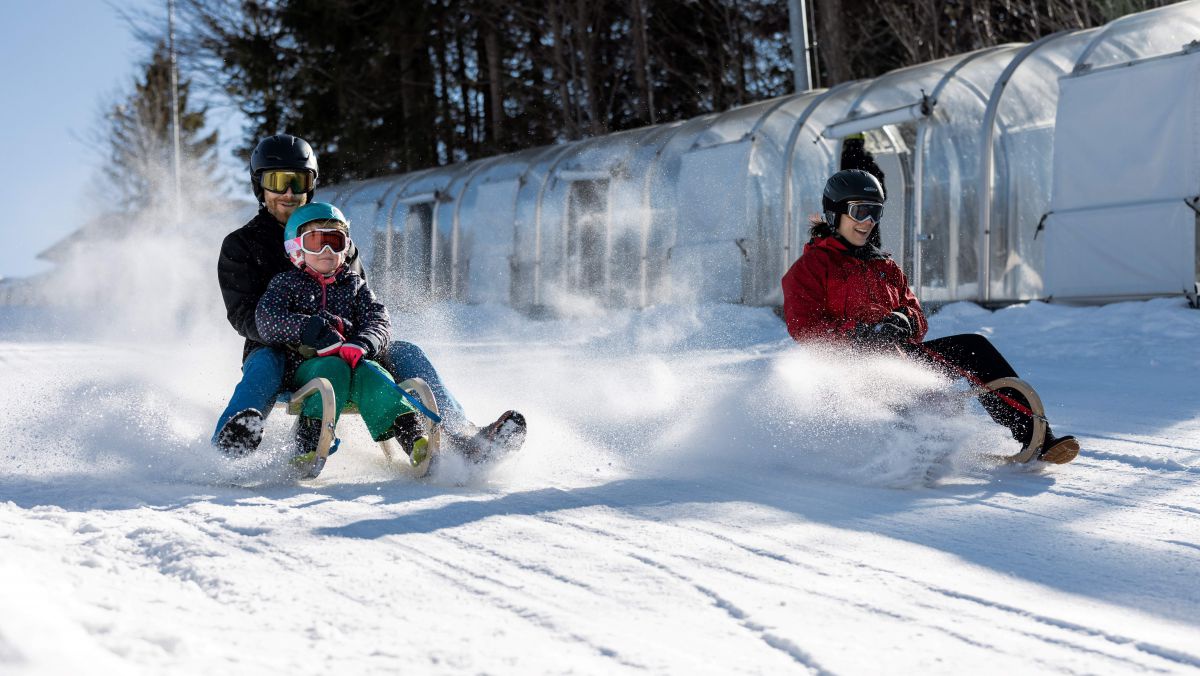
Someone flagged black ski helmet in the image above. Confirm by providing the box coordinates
[821,169,886,246]
[250,134,319,204]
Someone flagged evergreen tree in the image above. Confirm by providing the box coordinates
[102,40,220,212]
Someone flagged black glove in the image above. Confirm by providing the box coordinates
[319,310,354,339]
[300,315,345,356]
[850,311,912,346]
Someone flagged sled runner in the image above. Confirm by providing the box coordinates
[933,376,1046,464]
[973,377,1047,463]
[280,376,442,479]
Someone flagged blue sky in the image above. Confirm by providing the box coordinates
[0,1,244,279]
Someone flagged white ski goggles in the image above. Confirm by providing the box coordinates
[285,228,351,259]
[845,201,884,223]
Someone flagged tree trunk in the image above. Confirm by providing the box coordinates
[814,0,851,85]
[630,0,654,124]
[484,24,504,150]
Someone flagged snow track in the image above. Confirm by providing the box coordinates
[1,300,1199,673]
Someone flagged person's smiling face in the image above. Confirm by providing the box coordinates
[837,212,875,246]
[264,185,307,224]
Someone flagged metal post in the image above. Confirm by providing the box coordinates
[167,0,182,225]
[788,0,812,92]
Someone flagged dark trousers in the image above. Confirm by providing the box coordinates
[902,334,1034,445]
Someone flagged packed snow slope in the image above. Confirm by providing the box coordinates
[2,286,1199,673]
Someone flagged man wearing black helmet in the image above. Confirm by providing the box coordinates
[213,134,526,461]
[782,168,1078,465]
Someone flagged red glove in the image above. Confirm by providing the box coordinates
[337,342,366,368]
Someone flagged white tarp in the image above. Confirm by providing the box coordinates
[1045,49,1200,298]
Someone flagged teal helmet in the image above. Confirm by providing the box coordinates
[284,202,350,267]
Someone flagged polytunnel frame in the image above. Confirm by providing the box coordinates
[446,154,512,299]
[376,167,444,296]
[635,95,799,305]
[447,148,551,302]
[636,111,723,304]
[370,171,423,287]
[825,47,1006,294]
[779,83,859,272]
[734,94,811,304]
[530,140,597,306]
[366,163,472,297]
[323,175,406,275]
[914,47,1012,295]
[515,143,578,307]
[558,127,664,301]
[426,161,482,296]
[976,29,1082,303]
[1073,1,1200,73]
[627,121,688,307]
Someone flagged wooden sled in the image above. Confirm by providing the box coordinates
[280,376,442,478]
[968,377,1048,464]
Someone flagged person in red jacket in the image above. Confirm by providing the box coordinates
[782,169,1078,464]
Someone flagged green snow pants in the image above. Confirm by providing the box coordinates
[293,357,418,441]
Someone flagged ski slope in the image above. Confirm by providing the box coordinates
[1,292,1199,674]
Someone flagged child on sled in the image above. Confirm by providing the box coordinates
[254,202,427,477]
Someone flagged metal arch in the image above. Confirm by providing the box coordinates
[772,86,849,270]
[748,94,804,137]
[331,175,388,209]
[633,122,689,305]
[977,30,1081,302]
[833,47,1001,175]
[835,55,963,131]
[1072,1,1188,71]
[447,155,508,299]
[782,81,868,259]
[600,124,673,302]
[504,143,579,308]
[426,160,484,296]
[740,91,822,301]
[557,126,662,299]
[379,165,443,294]
[631,119,695,306]
[902,45,1010,297]
[636,112,722,305]
[531,139,592,305]
[374,171,428,280]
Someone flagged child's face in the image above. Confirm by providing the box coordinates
[304,246,344,275]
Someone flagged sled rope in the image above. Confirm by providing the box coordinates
[917,344,1047,422]
[361,361,444,424]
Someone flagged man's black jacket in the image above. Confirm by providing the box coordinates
[218,207,364,361]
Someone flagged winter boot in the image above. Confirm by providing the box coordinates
[451,410,527,464]
[291,417,328,478]
[1038,432,1080,464]
[216,409,265,457]
[389,412,430,467]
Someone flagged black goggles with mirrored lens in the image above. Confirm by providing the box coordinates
[845,201,884,223]
[260,169,315,195]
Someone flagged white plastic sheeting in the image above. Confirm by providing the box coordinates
[1045,49,1200,299]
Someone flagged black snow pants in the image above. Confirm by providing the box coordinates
[901,334,1035,445]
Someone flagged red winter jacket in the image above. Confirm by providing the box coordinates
[781,236,927,344]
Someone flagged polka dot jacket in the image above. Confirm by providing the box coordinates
[255,266,391,377]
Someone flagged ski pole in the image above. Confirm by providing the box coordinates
[360,360,443,424]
